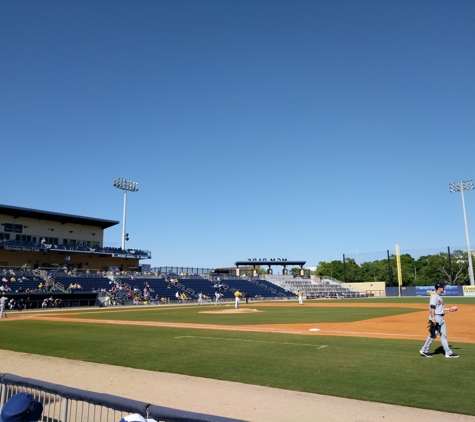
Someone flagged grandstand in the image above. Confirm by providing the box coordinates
[0,203,366,309]
[264,274,367,298]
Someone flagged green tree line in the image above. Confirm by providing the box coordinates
[299,250,471,286]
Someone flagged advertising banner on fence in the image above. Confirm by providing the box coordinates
[463,285,475,296]
[415,286,459,296]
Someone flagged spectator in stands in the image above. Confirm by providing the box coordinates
[0,392,43,422]
[245,292,250,304]
[2,277,8,283]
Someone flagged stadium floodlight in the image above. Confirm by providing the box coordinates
[449,180,474,286]
[113,177,139,249]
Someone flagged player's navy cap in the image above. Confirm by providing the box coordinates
[0,392,43,422]
[434,282,445,290]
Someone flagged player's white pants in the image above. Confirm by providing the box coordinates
[235,297,240,309]
[298,296,303,305]
[0,304,4,318]
[421,315,453,355]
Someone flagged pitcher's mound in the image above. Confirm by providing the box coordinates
[200,309,261,314]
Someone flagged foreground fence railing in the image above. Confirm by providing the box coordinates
[0,373,246,422]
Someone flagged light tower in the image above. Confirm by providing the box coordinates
[449,180,474,286]
[113,177,139,250]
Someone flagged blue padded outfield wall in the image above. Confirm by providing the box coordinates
[386,285,463,297]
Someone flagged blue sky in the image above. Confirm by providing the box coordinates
[1,1,475,269]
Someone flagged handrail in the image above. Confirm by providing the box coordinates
[0,372,246,422]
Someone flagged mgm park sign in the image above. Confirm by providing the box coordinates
[235,259,306,267]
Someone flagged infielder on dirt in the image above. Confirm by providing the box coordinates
[420,283,459,358]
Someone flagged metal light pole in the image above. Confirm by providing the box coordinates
[113,177,139,250]
[449,180,475,286]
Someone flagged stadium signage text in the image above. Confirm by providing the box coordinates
[247,258,287,262]
[3,246,40,252]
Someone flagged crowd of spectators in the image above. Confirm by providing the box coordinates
[1,268,58,294]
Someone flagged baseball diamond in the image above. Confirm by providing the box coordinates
[0,299,474,421]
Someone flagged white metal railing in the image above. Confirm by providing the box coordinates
[0,373,245,422]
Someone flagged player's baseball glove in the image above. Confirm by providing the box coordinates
[428,320,440,336]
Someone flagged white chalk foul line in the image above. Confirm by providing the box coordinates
[175,336,328,349]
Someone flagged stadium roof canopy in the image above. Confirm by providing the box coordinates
[235,260,306,267]
[0,204,119,229]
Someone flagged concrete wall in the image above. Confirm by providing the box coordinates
[342,281,386,297]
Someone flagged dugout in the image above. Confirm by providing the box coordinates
[1,292,98,310]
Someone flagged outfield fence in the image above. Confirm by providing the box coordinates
[0,373,246,422]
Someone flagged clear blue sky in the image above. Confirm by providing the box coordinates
[2,1,475,269]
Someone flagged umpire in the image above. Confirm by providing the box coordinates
[420,283,459,358]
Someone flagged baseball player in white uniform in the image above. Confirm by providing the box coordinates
[234,290,242,309]
[0,296,5,318]
[420,283,459,358]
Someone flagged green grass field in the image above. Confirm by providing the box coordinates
[1,298,474,416]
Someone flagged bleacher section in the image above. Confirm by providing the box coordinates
[118,276,297,302]
[264,275,366,298]
[53,275,113,293]
[3,269,364,306]
[1,274,47,293]
[117,277,188,301]
[173,276,297,300]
